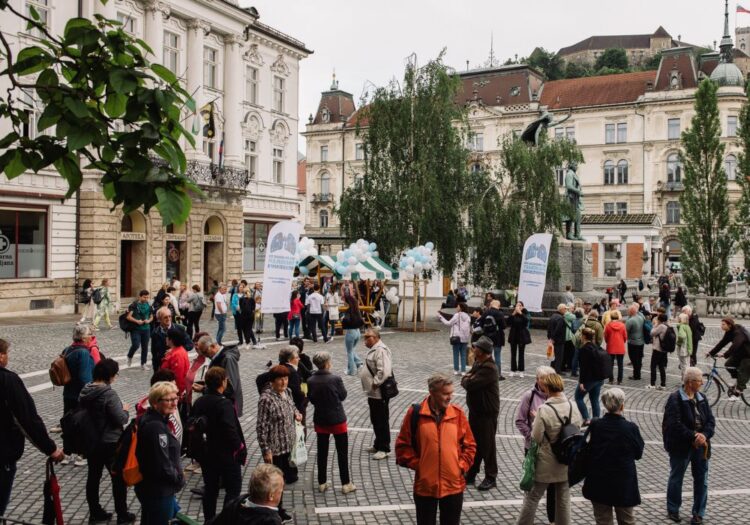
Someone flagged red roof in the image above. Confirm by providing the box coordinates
[540,71,656,109]
[654,49,698,90]
[313,90,356,125]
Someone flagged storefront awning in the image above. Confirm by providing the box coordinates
[297,255,399,280]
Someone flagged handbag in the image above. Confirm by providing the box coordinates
[290,421,308,467]
[568,426,591,486]
[519,440,539,492]
[366,361,399,400]
[546,341,554,359]
[449,313,467,345]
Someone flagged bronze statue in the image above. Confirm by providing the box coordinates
[563,161,584,240]
[520,109,572,146]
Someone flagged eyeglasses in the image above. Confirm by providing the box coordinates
[159,397,179,404]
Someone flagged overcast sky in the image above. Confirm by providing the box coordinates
[244,0,739,152]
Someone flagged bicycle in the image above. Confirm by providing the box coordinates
[702,357,750,407]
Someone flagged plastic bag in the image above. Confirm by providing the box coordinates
[290,421,307,467]
[519,440,539,492]
[546,341,554,360]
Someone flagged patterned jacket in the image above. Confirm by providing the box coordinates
[256,388,298,456]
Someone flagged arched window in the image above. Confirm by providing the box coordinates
[725,154,737,181]
[667,153,682,183]
[603,160,615,185]
[320,172,330,195]
[319,209,329,228]
[617,159,628,184]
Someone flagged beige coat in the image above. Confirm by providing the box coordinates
[360,340,393,399]
[530,396,583,483]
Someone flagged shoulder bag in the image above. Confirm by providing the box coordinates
[366,358,399,400]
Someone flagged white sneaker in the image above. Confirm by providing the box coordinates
[50,426,62,434]
[519,372,525,378]
[453,370,460,376]
[127,357,132,367]
[60,456,70,465]
[645,385,656,390]
[509,371,516,378]
[365,446,377,453]
[727,395,739,402]
[342,482,357,494]
[256,344,267,350]
[319,482,331,492]
[74,455,86,467]
[372,451,390,460]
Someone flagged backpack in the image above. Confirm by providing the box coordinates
[92,287,104,305]
[661,326,677,353]
[119,301,138,333]
[186,414,209,463]
[481,314,498,337]
[49,350,72,386]
[397,402,422,468]
[544,403,584,466]
[591,344,611,379]
[194,294,206,312]
[60,400,105,455]
[79,288,92,304]
[696,320,706,338]
[111,419,142,486]
[642,317,653,345]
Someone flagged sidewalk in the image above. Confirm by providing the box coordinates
[0,313,80,327]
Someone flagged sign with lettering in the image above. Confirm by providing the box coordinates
[203,235,223,242]
[261,221,301,313]
[121,232,146,241]
[517,233,553,313]
[164,234,186,242]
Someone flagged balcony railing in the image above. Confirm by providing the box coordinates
[664,181,684,191]
[311,192,334,203]
[152,157,250,193]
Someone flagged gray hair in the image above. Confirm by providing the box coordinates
[157,306,171,320]
[682,305,693,316]
[247,463,284,503]
[683,367,703,384]
[601,388,626,413]
[557,303,567,313]
[197,335,216,348]
[427,372,453,392]
[535,365,555,379]
[312,351,331,370]
[72,324,91,342]
[364,326,381,339]
[279,345,298,364]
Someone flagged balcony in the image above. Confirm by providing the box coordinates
[664,181,684,191]
[311,192,334,204]
[151,157,250,194]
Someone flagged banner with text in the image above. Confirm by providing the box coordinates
[517,233,553,313]
[261,221,302,313]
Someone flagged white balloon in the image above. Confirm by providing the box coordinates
[407,257,415,265]
[348,256,358,265]
[337,250,345,260]
[414,262,423,272]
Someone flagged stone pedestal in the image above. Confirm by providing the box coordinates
[543,238,600,308]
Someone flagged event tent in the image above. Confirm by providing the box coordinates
[297,254,399,280]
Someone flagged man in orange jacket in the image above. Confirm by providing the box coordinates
[396,372,476,525]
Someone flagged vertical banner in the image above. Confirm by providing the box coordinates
[517,233,553,313]
[261,221,302,313]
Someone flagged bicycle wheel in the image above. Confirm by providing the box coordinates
[702,373,722,407]
[741,392,750,408]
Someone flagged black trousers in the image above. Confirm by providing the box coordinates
[185,310,201,338]
[316,432,350,485]
[466,413,498,480]
[274,313,289,339]
[201,460,242,520]
[234,313,244,344]
[308,313,328,343]
[302,308,311,338]
[414,492,463,525]
[650,350,667,387]
[368,397,391,452]
[239,315,257,345]
[609,354,624,383]
[272,453,298,514]
[552,342,565,373]
[510,343,526,372]
[628,343,644,379]
[86,442,128,517]
[563,341,575,370]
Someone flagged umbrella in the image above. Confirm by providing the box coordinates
[42,458,64,525]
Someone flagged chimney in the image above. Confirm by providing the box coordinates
[645,80,654,91]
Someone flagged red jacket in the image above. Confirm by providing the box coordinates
[395,398,476,498]
[288,298,303,321]
[160,346,190,395]
[604,320,628,355]
[86,336,102,364]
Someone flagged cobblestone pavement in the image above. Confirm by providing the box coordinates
[2,317,749,524]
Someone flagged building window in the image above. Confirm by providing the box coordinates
[21,90,41,139]
[617,122,627,143]
[353,173,363,186]
[246,66,258,105]
[116,12,135,35]
[617,159,628,184]
[470,163,482,174]
[668,118,681,140]
[603,160,615,185]
[555,167,565,186]
[203,47,217,89]
[728,115,738,137]
[244,140,257,179]
[26,0,49,38]
[606,122,626,143]
[725,154,737,181]
[355,143,365,160]
[616,202,628,215]
[555,128,564,141]
[605,123,615,144]
[163,32,179,74]
[603,203,615,215]
[510,86,520,96]
[273,76,285,112]
[272,148,283,184]
[468,132,484,151]
[0,209,47,278]
[565,127,575,141]
[320,145,328,162]
[667,153,682,183]
[666,201,681,224]
[603,243,619,277]
[242,221,270,272]
[319,209,329,228]
[320,172,330,195]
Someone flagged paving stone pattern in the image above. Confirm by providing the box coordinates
[2,318,749,524]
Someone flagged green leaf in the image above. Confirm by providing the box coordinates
[184,97,196,113]
[109,69,137,94]
[0,132,19,150]
[150,64,177,85]
[63,97,89,118]
[155,186,191,226]
[67,127,94,151]
[4,151,27,179]
[102,181,115,200]
[36,68,59,88]
[63,18,93,38]
[54,155,82,193]
[101,146,115,162]
[28,5,40,21]
[104,92,127,118]
[37,104,61,132]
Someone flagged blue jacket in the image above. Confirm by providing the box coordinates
[62,343,94,401]
[230,292,240,316]
[582,413,644,507]
[662,388,715,458]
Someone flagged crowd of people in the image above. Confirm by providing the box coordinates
[1,274,748,525]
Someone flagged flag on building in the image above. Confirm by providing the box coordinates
[200,102,215,139]
[738,4,750,14]
[218,135,225,168]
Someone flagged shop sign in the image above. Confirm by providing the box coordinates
[204,235,223,242]
[121,232,146,241]
[165,234,187,242]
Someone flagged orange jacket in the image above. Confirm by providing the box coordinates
[604,320,628,355]
[395,398,476,498]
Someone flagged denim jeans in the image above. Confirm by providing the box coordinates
[328,318,338,338]
[493,345,503,375]
[289,317,301,339]
[134,488,179,525]
[452,342,468,372]
[667,448,709,518]
[344,329,363,375]
[127,329,149,365]
[0,462,17,516]
[574,379,603,420]
[571,347,580,375]
[215,313,227,344]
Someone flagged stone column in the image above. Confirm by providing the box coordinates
[143,1,169,62]
[222,34,244,167]
[186,19,210,157]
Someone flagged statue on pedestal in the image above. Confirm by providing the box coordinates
[563,161,584,241]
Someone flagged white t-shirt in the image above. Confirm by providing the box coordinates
[325,292,340,320]
[305,292,324,314]
[215,291,228,314]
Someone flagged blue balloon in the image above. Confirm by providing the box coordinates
[425,242,434,250]
[299,266,309,275]
[369,242,377,252]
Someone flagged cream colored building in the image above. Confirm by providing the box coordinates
[558,26,676,67]
[0,0,309,315]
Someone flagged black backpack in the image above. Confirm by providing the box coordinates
[119,302,138,334]
[186,414,209,463]
[481,314,498,337]
[591,344,611,379]
[92,288,104,305]
[642,317,653,345]
[61,398,106,455]
[79,288,92,304]
[544,403,584,466]
[397,402,422,468]
[661,326,677,353]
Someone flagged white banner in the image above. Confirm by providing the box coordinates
[517,233,553,313]
[261,221,302,313]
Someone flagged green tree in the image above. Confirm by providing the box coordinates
[734,84,750,275]
[563,61,591,79]
[594,48,629,71]
[526,48,564,80]
[337,53,470,274]
[642,52,662,70]
[0,0,197,225]
[466,135,583,288]
[679,79,736,295]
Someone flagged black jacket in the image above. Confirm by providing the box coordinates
[210,345,243,416]
[191,391,246,465]
[582,413,644,507]
[298,354,313,382]
[662,389,716,458]
[547,312,566,344]
[689,313,703,343]
[0,367,57,464]
[709,325,750,361]
[578,342,608,384]
[136,408,183,496]
[239,296,256,321]
[674,289,687,308]
[479,308,506,346]
[207,496,282,525]
[307,370,347,426]
[284,363,306,413]
[507,309,532,345]
[461,358,500,415]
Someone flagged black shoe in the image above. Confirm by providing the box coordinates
[498,375,506,381]
[690,516,703,525]
[190,486,204,497]
[464,473,476,485]
[88,510,112,523]
[116,513,136,524]
[477,478,496,491]
[628,376,639,380]
[668,512,682,523]
[279,510,293,523]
